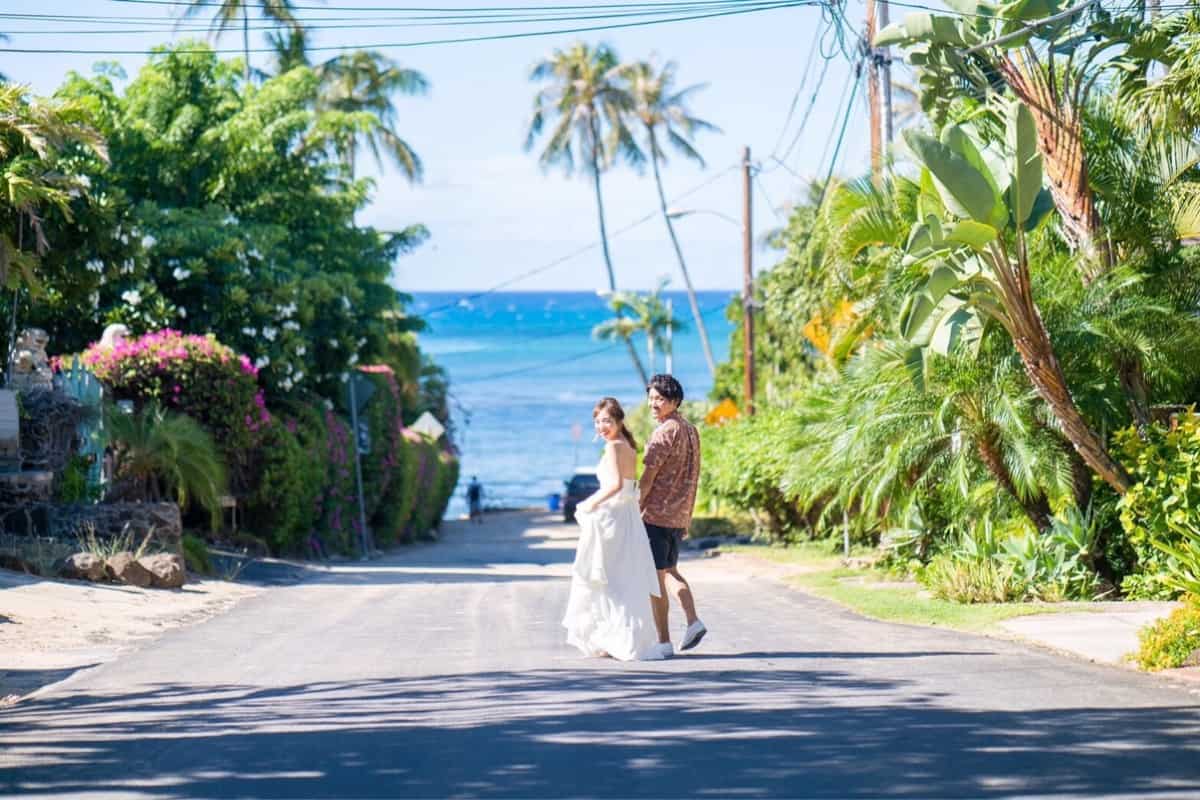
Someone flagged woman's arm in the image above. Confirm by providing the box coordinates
[578,443,622,513]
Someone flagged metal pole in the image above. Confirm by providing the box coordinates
[741,146,756,416]
[347,376,371,561]
[665,298,674,375]
[880,0,894,147]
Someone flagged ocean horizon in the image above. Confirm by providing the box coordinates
[411,290,738,518]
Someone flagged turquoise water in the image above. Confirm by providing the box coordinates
[412,290,737,517]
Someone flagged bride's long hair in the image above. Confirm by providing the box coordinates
[594,397,638,451]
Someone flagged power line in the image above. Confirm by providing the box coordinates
[768,19,825,160]
[776,50,834,165]
[453,299,733,384]
[1,1,809,35]
[420,163,739,317]
[813,57,864,212]
[0,1,815,54]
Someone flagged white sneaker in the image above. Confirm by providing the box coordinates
[681,620,707,651]
[654,641,674,659]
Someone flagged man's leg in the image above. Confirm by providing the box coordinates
[652,570,670,643]
[665,567,699,626]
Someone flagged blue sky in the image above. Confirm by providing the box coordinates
[4,0,873,291]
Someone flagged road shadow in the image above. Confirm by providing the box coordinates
[2,666,1198,798]
[0,665,99,700]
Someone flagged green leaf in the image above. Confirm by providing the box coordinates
[946,220,999,249]
[929,305,984,356]
[905,130,1003,225]
[1006,101,1043,227]
[1024,187,1055,232]
[900,263,962,341]
[875,12,965,46]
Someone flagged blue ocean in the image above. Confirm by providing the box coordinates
[412,291,737,518]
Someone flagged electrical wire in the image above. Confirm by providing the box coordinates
[813,57,863,212]
[1,1,809,35]
[0,1,817,54]
[420,163,739,317]
[453,299,733,384]
[768,19,825,159]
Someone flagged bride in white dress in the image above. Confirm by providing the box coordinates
[563,397,664,661]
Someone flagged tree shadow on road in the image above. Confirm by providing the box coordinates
[3,665,1199,798]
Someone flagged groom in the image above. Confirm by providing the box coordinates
[639,374,706,658]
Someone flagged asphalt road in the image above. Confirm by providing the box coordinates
[2,511,1200,799]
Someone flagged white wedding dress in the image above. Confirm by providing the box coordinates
[563,477,663,661]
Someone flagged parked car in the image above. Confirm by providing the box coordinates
[562,469,600,522]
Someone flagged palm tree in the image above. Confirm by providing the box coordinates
[525,41,647,387]
[317,50,428,182]
[617,58,720,376]
[596,281,684,375]
[106,404,228,528]
[259,35,427,184]
[180,0,301,82]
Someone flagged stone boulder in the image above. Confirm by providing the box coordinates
[57,552,107,582]
[137,553,186,589]
[106,552,154,588]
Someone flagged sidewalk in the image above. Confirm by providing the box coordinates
[996,602,1185,668]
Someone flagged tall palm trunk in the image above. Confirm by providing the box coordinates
[999,53,1112,282]
[1010,305,1131,494]
[974,432,1053,532]
[648,127,716,376]
[589,113,647,388]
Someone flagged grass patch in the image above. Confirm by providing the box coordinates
[722,543,1091,633]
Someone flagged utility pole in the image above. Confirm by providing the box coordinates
[866,0,883,180]
[880,0,894,148]
[741,146,756,417]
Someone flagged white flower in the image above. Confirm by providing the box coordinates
[141,234,156,249]
[341,296,351,311]
[294,370,305,381]
[328,340,338,349]
[121,289,142,306]
[241,327,257,337]
[85,259,103,274]
[77,174,92,189]
[248,248,263,260]
[283,321,300,331]
[172,267,191,281]
[121,259,135,275]
[295,345,306,356]
[281,377,293,391]
[324,398,334,410]
[254,355,270,369]
[89,292,100,306]
[262,326,277,342]
[178,307,188,319]
[278,302,297,318]
[348,352,359,366]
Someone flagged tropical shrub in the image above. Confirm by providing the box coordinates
[241,416,323,555]
[318,408,358,555]
[82,329,265,490]
[919,509,1104,603]
[432,448,460,531]
[182,533,214,575]
[104,403,227,525]
[1134,599,1200,671]
[1116,414,1200,599]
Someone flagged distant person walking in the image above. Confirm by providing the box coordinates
[466,476,484,525]
[639,374,706,658]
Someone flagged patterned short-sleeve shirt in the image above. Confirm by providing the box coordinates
[639,411,701,530]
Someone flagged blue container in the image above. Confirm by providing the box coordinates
[547,493,562,512]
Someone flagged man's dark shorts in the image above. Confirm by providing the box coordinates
[644,522,683,570]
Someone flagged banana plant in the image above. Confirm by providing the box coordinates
[898,99,1132,494]
[877,0,1123,279]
